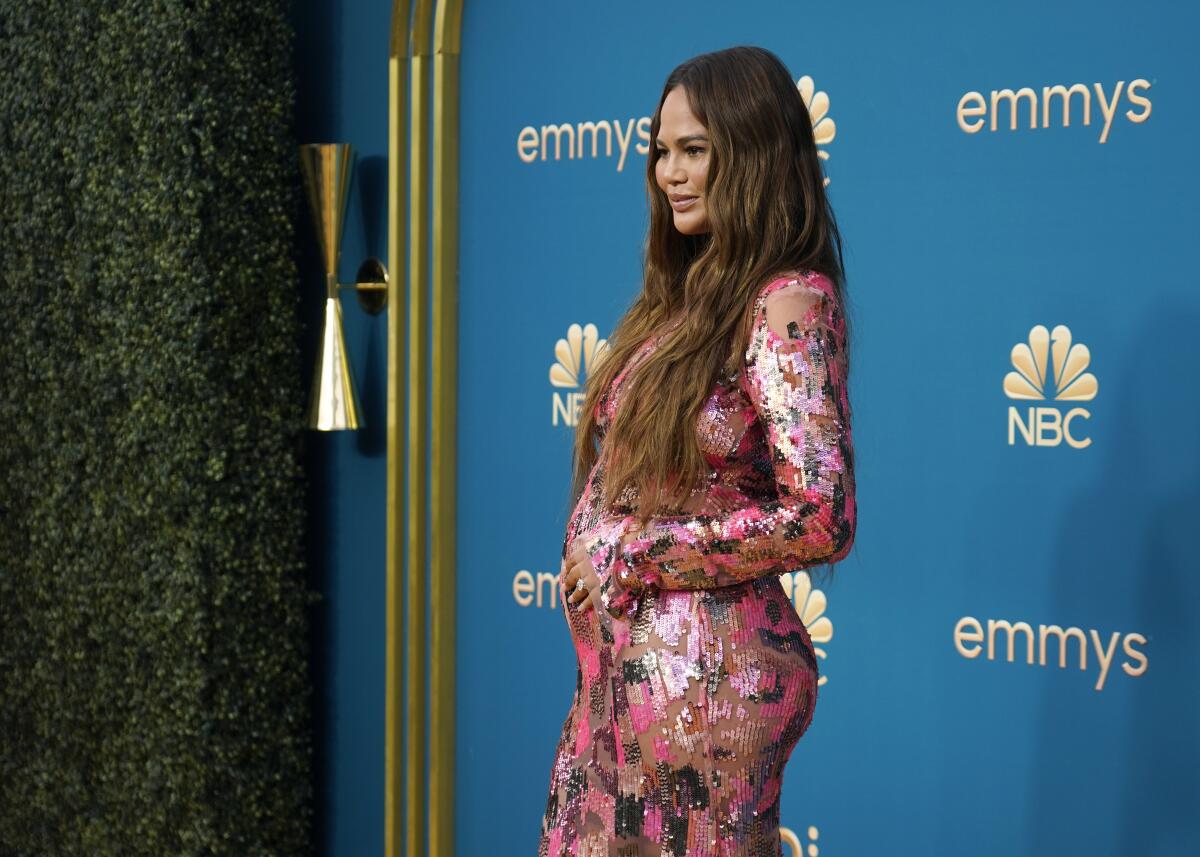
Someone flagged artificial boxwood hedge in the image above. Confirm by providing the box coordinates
[0,2,318,853]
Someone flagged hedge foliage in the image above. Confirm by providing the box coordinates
[0,2,318,853]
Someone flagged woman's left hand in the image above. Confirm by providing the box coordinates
[562,536,603,613]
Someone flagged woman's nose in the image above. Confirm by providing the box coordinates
[661,154,685,182]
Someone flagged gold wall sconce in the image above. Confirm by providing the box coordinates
[299,142,389,431]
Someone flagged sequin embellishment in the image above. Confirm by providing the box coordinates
[540,270,856,856]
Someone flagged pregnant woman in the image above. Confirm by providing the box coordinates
[538,45,857,857]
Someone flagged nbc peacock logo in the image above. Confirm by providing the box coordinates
[782,570,834,687]
[549,322,609,428]
[797,75,835,187]
[1004,323,1098,448]
[781,823,823,856]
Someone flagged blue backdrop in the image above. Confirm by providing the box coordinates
[453,1,1195,854]
[299,2,1199,854]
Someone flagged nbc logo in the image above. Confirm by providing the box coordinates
[549,322,609,427]
[781,823,823,856]
[782,571,834,687]
[1004,324,1098,448]
[797,75,835,188]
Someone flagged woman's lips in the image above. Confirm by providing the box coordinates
[670,196,698,211]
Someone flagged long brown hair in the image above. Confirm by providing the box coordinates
[571,45,850,523]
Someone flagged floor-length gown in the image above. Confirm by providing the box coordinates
[538,270,857,857]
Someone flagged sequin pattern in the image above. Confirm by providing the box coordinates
[539,270,856,856]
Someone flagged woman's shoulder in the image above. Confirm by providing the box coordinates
[756,267,835,302]
[746,268,838,332]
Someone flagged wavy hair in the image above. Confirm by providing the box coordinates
[571,45,850,524]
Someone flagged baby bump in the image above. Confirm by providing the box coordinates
[557,567,608,671]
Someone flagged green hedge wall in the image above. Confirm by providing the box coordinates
[0,2,317,854]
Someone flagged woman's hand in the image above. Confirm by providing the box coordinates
[562,519,647,615]
[562,535,604,614]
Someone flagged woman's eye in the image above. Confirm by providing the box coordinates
[686,146,704,156]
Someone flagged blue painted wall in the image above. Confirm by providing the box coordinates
[457,2,1197,856]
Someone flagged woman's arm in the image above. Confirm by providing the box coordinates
[609,274,857,600]
[572,514,642,620]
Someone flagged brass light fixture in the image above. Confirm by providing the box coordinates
[299,142,389,431]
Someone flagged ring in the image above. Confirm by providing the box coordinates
[574,579,586,593]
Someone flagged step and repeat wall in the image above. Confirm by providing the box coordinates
[454,2,1197,854]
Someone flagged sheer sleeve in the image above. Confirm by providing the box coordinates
[610,274,856,596]
[575,513,642,620]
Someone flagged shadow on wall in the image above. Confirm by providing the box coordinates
[1028,297,1200,855]
[353,153,388,459]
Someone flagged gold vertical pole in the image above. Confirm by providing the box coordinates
[430,3,463,856]
[388,3,462,855]
[386,3,412,857]
[407,2,434,856]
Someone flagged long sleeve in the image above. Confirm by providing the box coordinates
[574,513,642,620]
[610,274,856,597]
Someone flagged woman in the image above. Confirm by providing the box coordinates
[539,45,856,857]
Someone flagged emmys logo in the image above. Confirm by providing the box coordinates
[1004,324,1098,448]
[954,615,1148,691]
[516,75,837,181]
[549,322,609,428]
[956,78,1151,143]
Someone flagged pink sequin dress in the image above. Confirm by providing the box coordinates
[538,270,857,857]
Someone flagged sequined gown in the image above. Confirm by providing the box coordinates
[538,270,856,857]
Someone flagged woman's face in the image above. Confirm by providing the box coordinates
[654,86,712,235]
